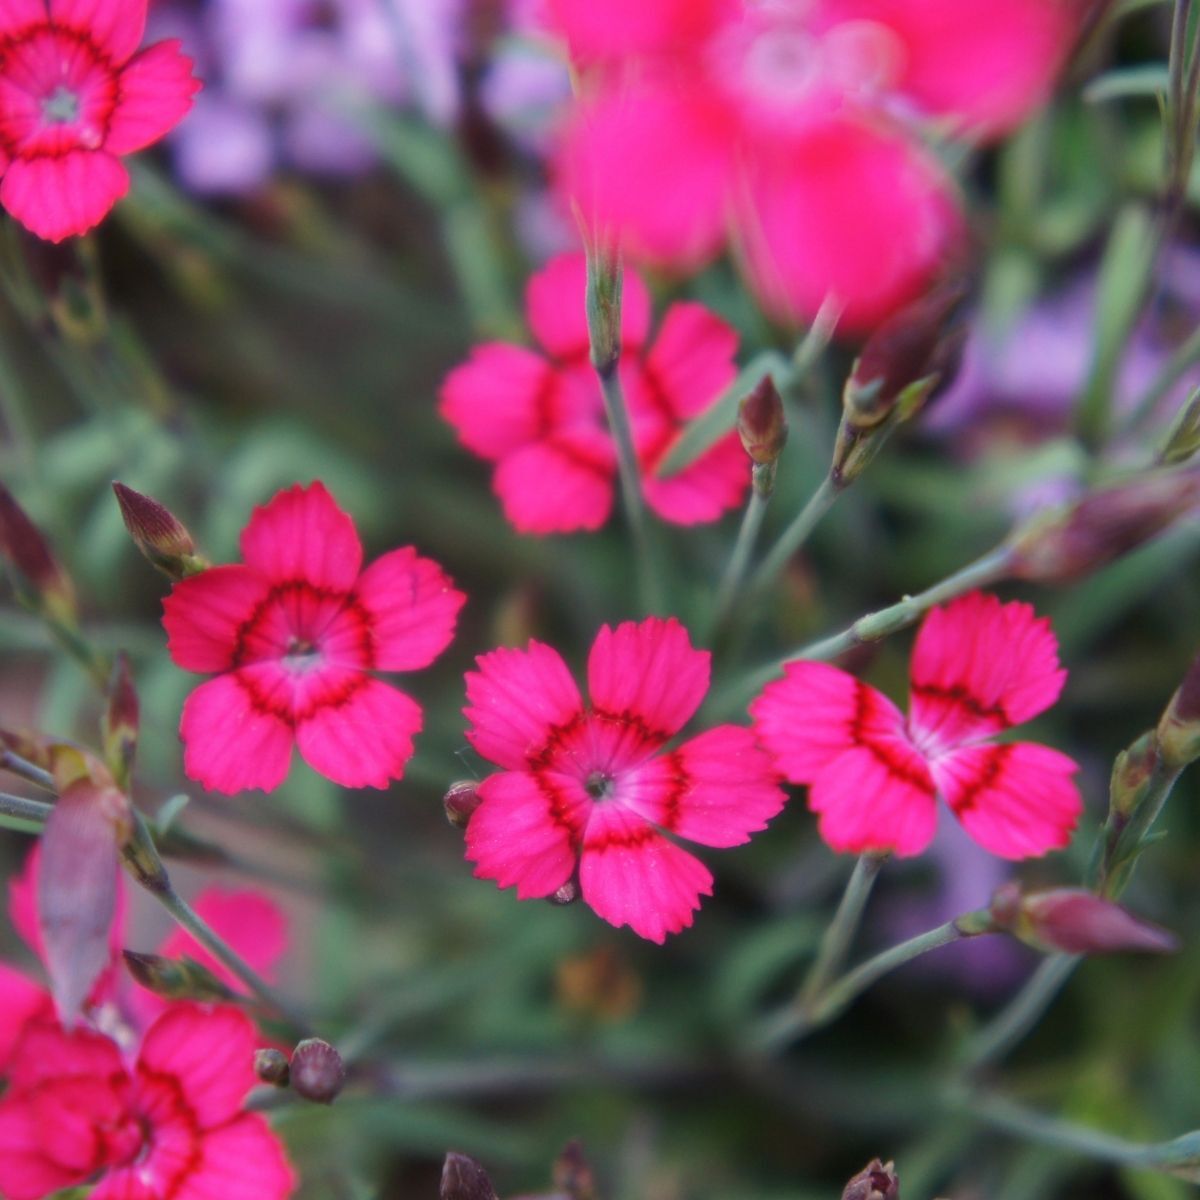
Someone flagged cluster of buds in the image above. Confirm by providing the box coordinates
[441,1141,596,1200]
[737,375,789,498]
[254,1037,347,1105]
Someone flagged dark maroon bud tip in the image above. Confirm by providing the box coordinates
[0,483,75,618]
[444,781,482,829]
[441,1152,499,1200]
[737,375,788,466]
[842,1158,900,1200]
[289,1038,346,1105]
[112,482,202,579]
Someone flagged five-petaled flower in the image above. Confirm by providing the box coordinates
[439,252,749,535]
[0,1003,294,1200]
[0,0,200,242]
[463,616,786,941]
[750,592,1082,859]
[163,481,466,794]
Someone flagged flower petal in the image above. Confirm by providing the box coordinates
[295,676,422,789]
[239,481,362,591]
[641,302,739,420]
[642,433,749,525]
[493,429,615,534]
[579,804,713,942]
[908,593,1067,751]
[933,742,1082,859]
[49,0,146,63]
[0,151,129,243]
[525,251,651,359]
[465,640,584,771]
[587,616,710,743]
[106,40,200,155]
[172,1114,296,1200]
[162,565,272,674]
[6,1015,125,1090]
[158,888,288,985]
[544,0,725,63]
[0,965,48,1074]
[0,0,45,37]
[351,547,465,671]
[466,769,589,899]
[622,725,786,847]
[179,672,294,795]
[0,1094,83,1200]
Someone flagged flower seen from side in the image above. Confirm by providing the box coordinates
[750,592,1082,859]
[439,252,749,534]
[162,480,466,794]
[463,616,786,941]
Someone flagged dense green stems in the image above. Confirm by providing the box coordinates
[744,475,839,599]
[710,487,771,634]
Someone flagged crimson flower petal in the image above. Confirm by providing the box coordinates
[239,481,362,591]
[493,429,615,534]
[642,433,748,525]
[641,302,739,420]
[545,0,727,63]
[466,770,589,899]
[295,676,422,789]
[180,672,294,795]
[352,546,465,671]
[107,40,200,155]
[6,1016,125,1091]
[0,1095,82,1200]
[0,0,45,37]
[159,888,288,984]
[579,804,713,943]
[908,593,1067,751]
[0,965,48,1074]
[0,151,129,244]
[49,0,146,63]
[163,565,271,673]
[932,742,1081,859]
[623,725,786,847]
[171,1114,296,1200]
[466,641,584,771]
[587,617,709,744]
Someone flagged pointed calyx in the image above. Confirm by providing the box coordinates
[0,483,76,622]
[1157,649,1200,769]
[112,482,208,580]
[842,1158,899,1200]
[584,244,623,377]
[442,1153,500,1200]
[122,950,236,1003]
[738,374,788,497]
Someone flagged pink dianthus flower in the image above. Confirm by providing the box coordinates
[163,481,466,795]
[464,616,786,941]
[439,252,749,535]
[0,0,200,241]
[750,592,1082,859]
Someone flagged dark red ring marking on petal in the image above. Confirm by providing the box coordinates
[129,1067,203,1198]
[531,768,585,847]
[545,437,612,481]
[590,705,675,749]
[232,664,370,727]
[649,750,690,834]
[583,824,657,853]
[230,581,373,671]
[847,679,933,791]
[945,744,1014,817]
[910,680,1008,724]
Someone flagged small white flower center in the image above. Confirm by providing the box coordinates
[42,85,80,124]
[585,771,615,801]
[283,636,322,673]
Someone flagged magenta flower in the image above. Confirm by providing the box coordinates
[162,481,466,795]
[464,617,787,942]
[750,593,1082,859]
[439,252,749,534]
[0,0,200,241]
[549,0,1089,331]
[0,1003,294,1200]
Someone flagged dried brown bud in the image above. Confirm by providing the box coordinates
[0,483,75,621]
[254,1048,292,1088]
[1157,650,1200,769]
[122,950,236,1003]
[112,482,205,580]
[289,1038,346,1105]
[1007,471,1200,583]
[842,1158,899,1200]
[737,375,788,466]
[444,781,482,829]
[989,882,1177,955]
[442,1153,500,1200]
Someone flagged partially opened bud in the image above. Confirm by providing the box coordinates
[842,1159,900,1200]
[255,1048,291,1088]
[0,483,76,623]
[989,882,1177,955]
[553,1140,596,1200]
[738,375,788,467]
[1159,388,1200,466]
[102,654,140,790]
[442,1152,499,1200]
[112,482,206,580]
[1008,471,1200,583]
[1157,650,1200,769]
[290,1038,346,1105]
[123,950,236,1003]
[444,781,482,829]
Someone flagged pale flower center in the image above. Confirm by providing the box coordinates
[41,85,80,124]
[585,771,615,801]
[282,636,322,673]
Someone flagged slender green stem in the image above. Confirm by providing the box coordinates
[1123,324,1200,436]
[0,750,55,791]
[710,488,770,633]
[745,475,839,598]
[0,789,53,833]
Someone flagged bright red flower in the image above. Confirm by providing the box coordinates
[162,481,466,795]
[463,617,786,941]
[0,1003,295,1200]
[0,0,200,242]
[440,253,749,534]
[551,0,1089,330]
[749,592,1082,859]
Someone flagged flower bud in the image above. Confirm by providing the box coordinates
[549,879,579,906]
[255,1048,291,1088]
[0,483,76,623]
[112,482,207,580]
[842,1159,900,1200]
[989,882,1177,955]
[122,950,236,1003]
[102,653,139,791]
[1109,730,1159,821]
[1007,471,1200,583]
[585,245,622,377]
[1159,387,1200,466]
[441,1153,499,1200]
[289,1038,346,1105]
[553,1140,596,1200]
[444,781,482,829]
[1157,650,1200,769]
[738,375,788,467]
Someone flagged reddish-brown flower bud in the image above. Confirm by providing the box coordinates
[112,482,206,580]
[102,653,140,790]
[1007,471,1200,583]
[0,483,76,622]
[289,1038,346,1105]
[254,1048,292,1088]
[442,1153,499,1200]
[842,1159,900,1200]
[737,375,788,467]
[989,882,1177,955]
[122,950,236,1003]
[1157,650,1200,769]
[444,780,482,829]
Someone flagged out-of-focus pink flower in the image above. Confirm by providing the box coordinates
[751,592,1082,859]
[0,1003,295,1200]
[464,616,786,942]
[0,0,199,241]
[440,252,750,534]
[162,481,466,794]
[550,0,1089,330]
